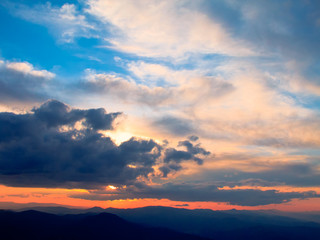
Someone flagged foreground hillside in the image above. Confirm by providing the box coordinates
[0,210,208,240]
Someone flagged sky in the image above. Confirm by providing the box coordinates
[0,0,320,211]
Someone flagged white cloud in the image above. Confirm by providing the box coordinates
[126,60,201,86]
[5,61,55,79]
[87,0,255,58]
[83,70,173,106]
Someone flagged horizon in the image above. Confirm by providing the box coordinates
[2,201,320,214]
[0,0,319,213]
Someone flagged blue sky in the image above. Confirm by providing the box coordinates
[0,0,319,210]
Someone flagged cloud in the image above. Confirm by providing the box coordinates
[188,136,199,142]
[178,140,210,156]
[80,71,173,106]
[160,138,211,177]
[5,62,55,79]
[0,100,209,188]
[125,60,201,86]
[174,204,189,207]
[154,116,195,136]
[190,161,320,188]
[32,100,121,130]
[237,1,320,59]
[241,163,320,187]
[70,182,319,206]
[0,60,54,103]
[5,2,94,43]
[80,68,234,109]
[86,0,254,58]
[215,0,320,95]
[163,141,209,165]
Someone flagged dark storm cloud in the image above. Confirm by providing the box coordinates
[178,140,210,157]
[188,135,199,142]
[164,140,210,165]
[70,183,319,206]
[159,163,182,178]
[0,100,152,188]
[0,101,209,188]
[160,139,210,177]
[33,100,121,130]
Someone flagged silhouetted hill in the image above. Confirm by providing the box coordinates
[16,205,106,215]
[0,210,209,240]
[7,206,320,240]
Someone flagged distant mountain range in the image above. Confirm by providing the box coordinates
[1,206,320,240]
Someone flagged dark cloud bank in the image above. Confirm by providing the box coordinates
[0,100,208,189]
[71,182,318,206]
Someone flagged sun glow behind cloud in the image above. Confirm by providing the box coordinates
[100,130,135,145]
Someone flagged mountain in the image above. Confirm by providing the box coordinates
[7,206,320,240]
[0,209,209,240]
[259,209,320,224]
[102,206,320,239]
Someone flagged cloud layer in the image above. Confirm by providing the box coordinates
[71,182,319,206]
